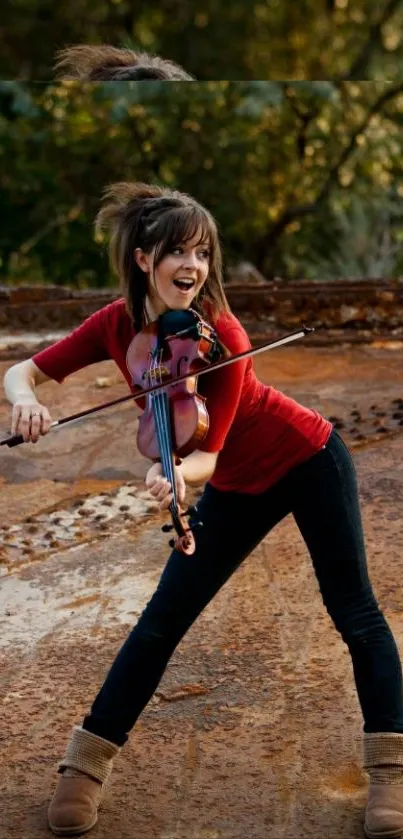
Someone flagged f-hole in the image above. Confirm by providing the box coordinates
[176,355,189,377]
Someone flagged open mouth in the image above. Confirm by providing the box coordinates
[173,279,195,292]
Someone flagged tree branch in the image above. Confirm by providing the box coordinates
[314,82,403,205]
[344,0,403,81]
[13,202,83,258]
[284,85,322,161]
[254,83,403,270]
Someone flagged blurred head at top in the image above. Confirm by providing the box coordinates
[54,44,195,81]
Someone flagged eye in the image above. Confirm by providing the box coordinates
[198,249,210,259]
[171,246,183,255]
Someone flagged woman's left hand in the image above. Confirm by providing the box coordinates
[145,462,187,510]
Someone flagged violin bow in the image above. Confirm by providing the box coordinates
[1,325,314,448]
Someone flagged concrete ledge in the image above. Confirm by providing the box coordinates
[1,279,403,340]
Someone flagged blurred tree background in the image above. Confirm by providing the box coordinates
[2,0,403,81]
[1,80,403,286]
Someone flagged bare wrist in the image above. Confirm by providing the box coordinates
[4,363,38,405]
[14,393,39,404]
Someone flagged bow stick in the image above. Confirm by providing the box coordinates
[1,325,314,448]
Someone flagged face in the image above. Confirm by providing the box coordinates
[135,231,210,317]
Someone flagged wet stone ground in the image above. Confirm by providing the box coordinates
[0,484,159,574]
[1,341,403,838]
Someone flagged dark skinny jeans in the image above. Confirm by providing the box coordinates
[83,429,403,746]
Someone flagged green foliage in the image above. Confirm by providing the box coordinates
[2,0,403,81]
[2,80,403,285]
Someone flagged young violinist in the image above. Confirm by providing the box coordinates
[4,182,403,839]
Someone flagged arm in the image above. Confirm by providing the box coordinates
[178,449,218,484]
[3,359,53,442]
[197,325,250,453]
[3,306,110,442]
[4,358,51,401]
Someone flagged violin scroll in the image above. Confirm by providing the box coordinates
[161,503,203,554]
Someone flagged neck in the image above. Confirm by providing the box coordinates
[144,296,160,323]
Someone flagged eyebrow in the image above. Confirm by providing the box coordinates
[178,239,210,247]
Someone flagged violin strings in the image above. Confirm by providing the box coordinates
[149,350,180,529]
[156,353,179,518]
[157,363,182,531]
[152,351,170,485]
[156,391,181,529]
[152,353,170,483]
[159,392,178,516]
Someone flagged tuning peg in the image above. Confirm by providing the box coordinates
[161,523,174,532]
[192,520,203,530]
[169,538,176,548]
[185,505,198,517]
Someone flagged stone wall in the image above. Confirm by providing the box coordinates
[1,279,403,344]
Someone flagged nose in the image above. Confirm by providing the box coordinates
[182,250,199,270]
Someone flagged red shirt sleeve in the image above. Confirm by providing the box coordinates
[198,324,250,453]
[32,307,111,383]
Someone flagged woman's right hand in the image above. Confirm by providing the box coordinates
[11,399,53,443]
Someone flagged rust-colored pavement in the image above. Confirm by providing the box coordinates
[1,343,403,839]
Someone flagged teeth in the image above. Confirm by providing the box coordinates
[174,279,194,288]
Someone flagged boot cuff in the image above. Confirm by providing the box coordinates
[364,733,403,784]
[58,726,120,784]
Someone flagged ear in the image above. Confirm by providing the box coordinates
[134,248,151,274]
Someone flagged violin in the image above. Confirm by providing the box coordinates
[1,315,314,554]
[126,308,223,555]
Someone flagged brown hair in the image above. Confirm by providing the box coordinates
[54,45,195,81]
[95,182,230,331]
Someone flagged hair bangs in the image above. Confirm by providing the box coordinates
[153,206,216,265]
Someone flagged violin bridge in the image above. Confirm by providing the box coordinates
[144,365,170,382]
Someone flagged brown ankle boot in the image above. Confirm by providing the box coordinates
[48,726,120,836]
[364,732,403,838]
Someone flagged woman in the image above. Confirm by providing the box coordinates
[54,44,195,80]
[4,182,403,839]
